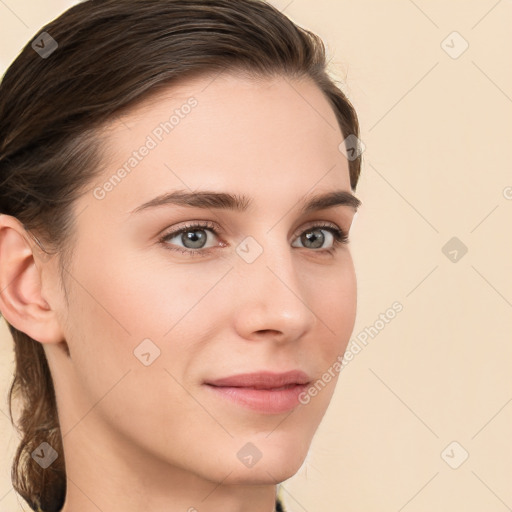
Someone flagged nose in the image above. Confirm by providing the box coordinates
[231,237,317,343]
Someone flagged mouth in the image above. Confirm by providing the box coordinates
[203,370,311,414]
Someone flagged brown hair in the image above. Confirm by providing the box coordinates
[0,1,362,510]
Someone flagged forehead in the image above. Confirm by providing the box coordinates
[87,72,351,217]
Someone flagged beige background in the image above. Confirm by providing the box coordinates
[1,1,511,511]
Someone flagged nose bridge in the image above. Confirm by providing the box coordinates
[232,228,316,339]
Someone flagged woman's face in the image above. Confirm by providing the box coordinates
[45,72,359,486]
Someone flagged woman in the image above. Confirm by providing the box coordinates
[0,1,362,511]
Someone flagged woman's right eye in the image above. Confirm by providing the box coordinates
[158,221,222,256]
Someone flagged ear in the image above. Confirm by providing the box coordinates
[0,214,66,345]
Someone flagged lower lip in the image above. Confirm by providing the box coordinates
[204,383,309,414]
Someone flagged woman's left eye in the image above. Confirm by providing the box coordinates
[291,224,349,252]
[158,221,349,257]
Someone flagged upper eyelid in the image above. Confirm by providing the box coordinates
[161,219,345,240]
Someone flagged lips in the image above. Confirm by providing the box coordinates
[203,370,311,414]
[205,370,310,388]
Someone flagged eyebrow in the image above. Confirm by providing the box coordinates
[129,189,362,215]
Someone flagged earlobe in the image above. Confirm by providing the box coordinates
[0,214,65,345]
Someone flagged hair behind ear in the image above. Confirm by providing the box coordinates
[7,323,66,512]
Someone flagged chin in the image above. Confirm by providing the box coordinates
[224,457,306,485]
[218,430,313,485]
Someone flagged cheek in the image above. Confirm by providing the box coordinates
[72,243,213,339]
[62,254,228,421]
[59,261,207,444]
[312,256,357,357]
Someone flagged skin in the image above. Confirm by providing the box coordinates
[0,71,359,512]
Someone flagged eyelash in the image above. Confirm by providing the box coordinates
[158,220,350,257]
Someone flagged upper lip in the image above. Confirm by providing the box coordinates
[204,370,311,389]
